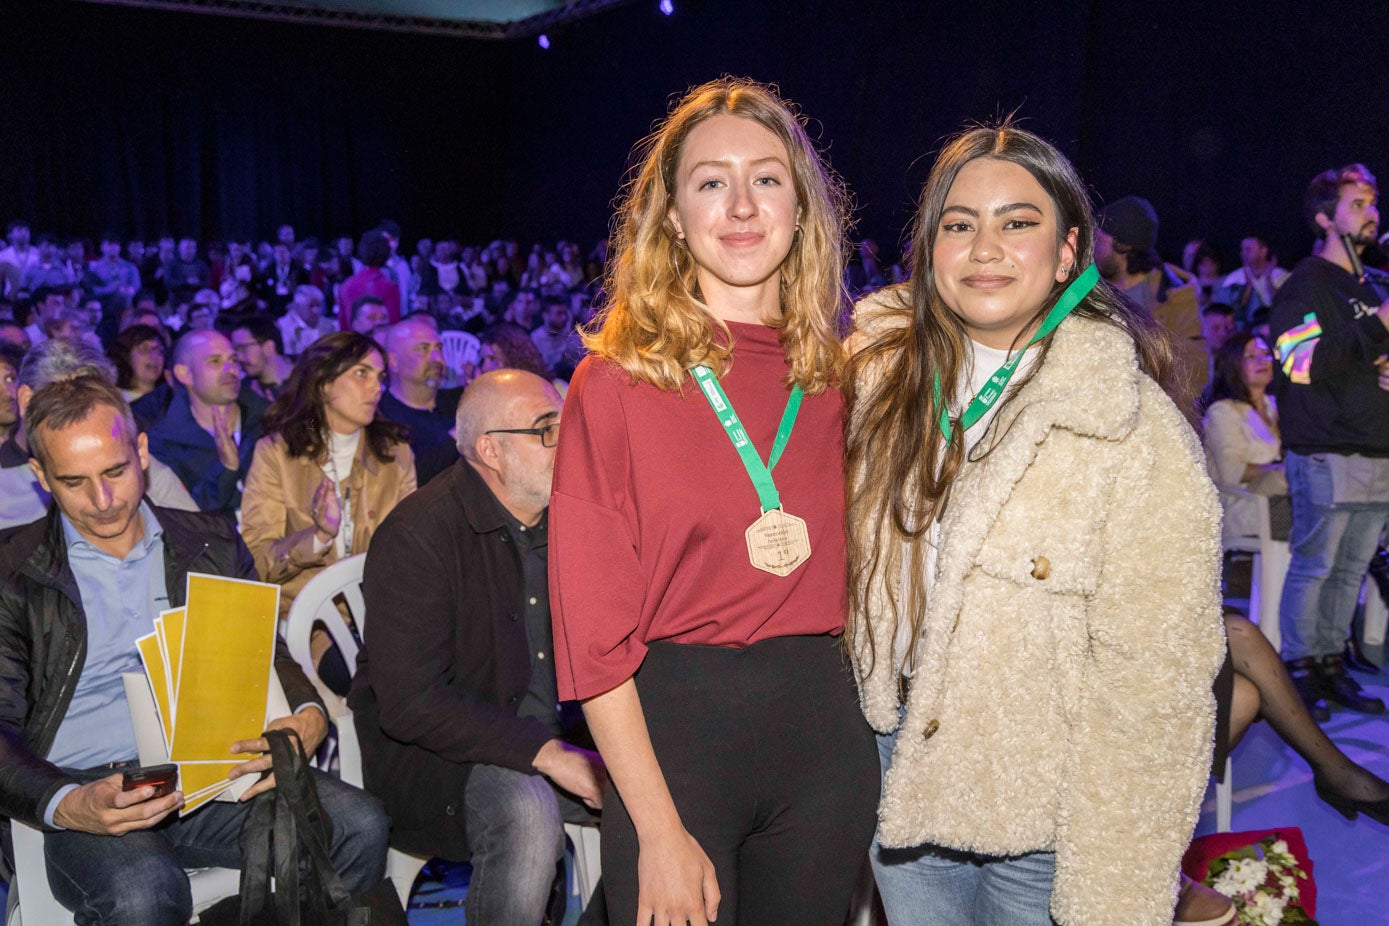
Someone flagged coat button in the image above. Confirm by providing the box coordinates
[922,719,939,741]
[508,695,519,704]
[1031,556,1050,580]
[500,534,510,543]
[510,610,519,622]
[445,803,457,816]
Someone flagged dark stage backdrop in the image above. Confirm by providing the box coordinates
[3,0,1386,268]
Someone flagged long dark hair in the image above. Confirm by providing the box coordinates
[845,121,1176,672]
[481,322,553,378]
[110,323,164,390]
[1209,331,1264,405]
[261,331,407,462]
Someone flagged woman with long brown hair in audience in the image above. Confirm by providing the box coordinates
[241,331,416,689]
[846,124,1226,924]
[549,78,878,925]
[110,322,168,403]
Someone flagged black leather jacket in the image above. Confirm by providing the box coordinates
[0,503,323,832]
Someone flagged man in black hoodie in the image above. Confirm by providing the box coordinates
[1270,163,1389,718]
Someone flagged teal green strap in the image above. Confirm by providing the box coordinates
[936,263,1100,442]
[691,364,804,512]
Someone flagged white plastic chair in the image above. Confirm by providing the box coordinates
[1219,487,1288,652]
[1362,574,1388,647]
[1215,756,1233,833]
[281,555,602,908]
[5,814,239,926]
[440,330,481,387]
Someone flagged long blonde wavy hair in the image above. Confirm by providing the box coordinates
[583,77,848,393]
[845,123,1178,673]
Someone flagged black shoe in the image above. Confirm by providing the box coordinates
[1318,653,1386,714]
[1285,657,1331,722]
[1345,637,1382,675]
[1314,776,1389,827]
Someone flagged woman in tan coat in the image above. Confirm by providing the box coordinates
[242,331,416,687]
[846,125,1226,925]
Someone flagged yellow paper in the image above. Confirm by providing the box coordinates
[177,762,240,795]
[135,633,174,750]
[175,760,241,815]
[161,608,187,717]
[168,574,279,763]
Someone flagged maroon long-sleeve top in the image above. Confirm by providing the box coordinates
[549,321,849,701]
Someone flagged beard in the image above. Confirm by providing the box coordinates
[1349,224,1379,249]
[497,444,553,513]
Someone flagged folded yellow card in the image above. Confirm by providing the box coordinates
[168,574,280,763]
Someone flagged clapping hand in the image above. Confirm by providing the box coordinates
[310,477,341,544]
[210,404,240,471]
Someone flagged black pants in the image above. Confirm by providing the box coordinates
[601,634,879,925]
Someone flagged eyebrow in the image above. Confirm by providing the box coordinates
[55,461,128,481]
[688,156,788,172]
[941,202,1045,218]
[531,410,560,426]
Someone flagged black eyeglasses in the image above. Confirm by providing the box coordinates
[485,422,560,448]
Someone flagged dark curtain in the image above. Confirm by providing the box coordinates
[2,0,1386,265]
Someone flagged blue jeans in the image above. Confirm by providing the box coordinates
[462,763,568,926]
[1279,451,1389,661]
[45,768,389,926]
[871,718,1057,926]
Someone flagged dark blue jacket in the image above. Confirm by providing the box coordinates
[146,387,267,514]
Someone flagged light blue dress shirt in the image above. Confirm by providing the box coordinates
[43,503,168,831]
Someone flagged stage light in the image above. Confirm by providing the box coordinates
[659,0,674,13]
[538,33,550,48]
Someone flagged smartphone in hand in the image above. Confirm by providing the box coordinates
[122,764,178,798]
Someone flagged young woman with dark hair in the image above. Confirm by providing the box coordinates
[846,124,1226,925]
[549,78,878,925]
[1203,331,1288,541]
[241,332,415,679]
[109,322,167,402]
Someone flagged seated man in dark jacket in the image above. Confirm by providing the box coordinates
[146,329,267,515]
[0,377,387,925]
[350,369,604,925]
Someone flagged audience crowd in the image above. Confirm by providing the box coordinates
[1,171,1387,925]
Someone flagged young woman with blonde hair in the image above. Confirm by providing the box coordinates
[550,78,878,925]
[846,124,1226,925]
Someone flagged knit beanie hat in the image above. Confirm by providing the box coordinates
[1099,196,1159,255]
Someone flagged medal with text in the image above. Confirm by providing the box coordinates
[745,507,811,577]
[692,364,810,577]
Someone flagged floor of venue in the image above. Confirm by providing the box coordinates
[3,656,1385,924]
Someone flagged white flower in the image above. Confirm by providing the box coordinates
[1247,890,1287,926]
[1218,857,1267,895]
[1270,839,1289,856]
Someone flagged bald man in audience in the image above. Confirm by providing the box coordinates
[350,369,605,926]
[377,316,463,485]
[146,329,267,514]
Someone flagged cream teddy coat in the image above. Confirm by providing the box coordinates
[850,301,1226,926]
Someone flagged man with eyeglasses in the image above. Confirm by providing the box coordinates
[147,329,268,515]
[350,369,606,926]
[276,284,335,359]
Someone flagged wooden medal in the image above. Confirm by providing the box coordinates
[745,508,812,577]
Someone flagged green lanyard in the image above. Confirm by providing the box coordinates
[691,364,804,513]
[935,263,1100,442]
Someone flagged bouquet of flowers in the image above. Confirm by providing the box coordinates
[1201,834,1317,925]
